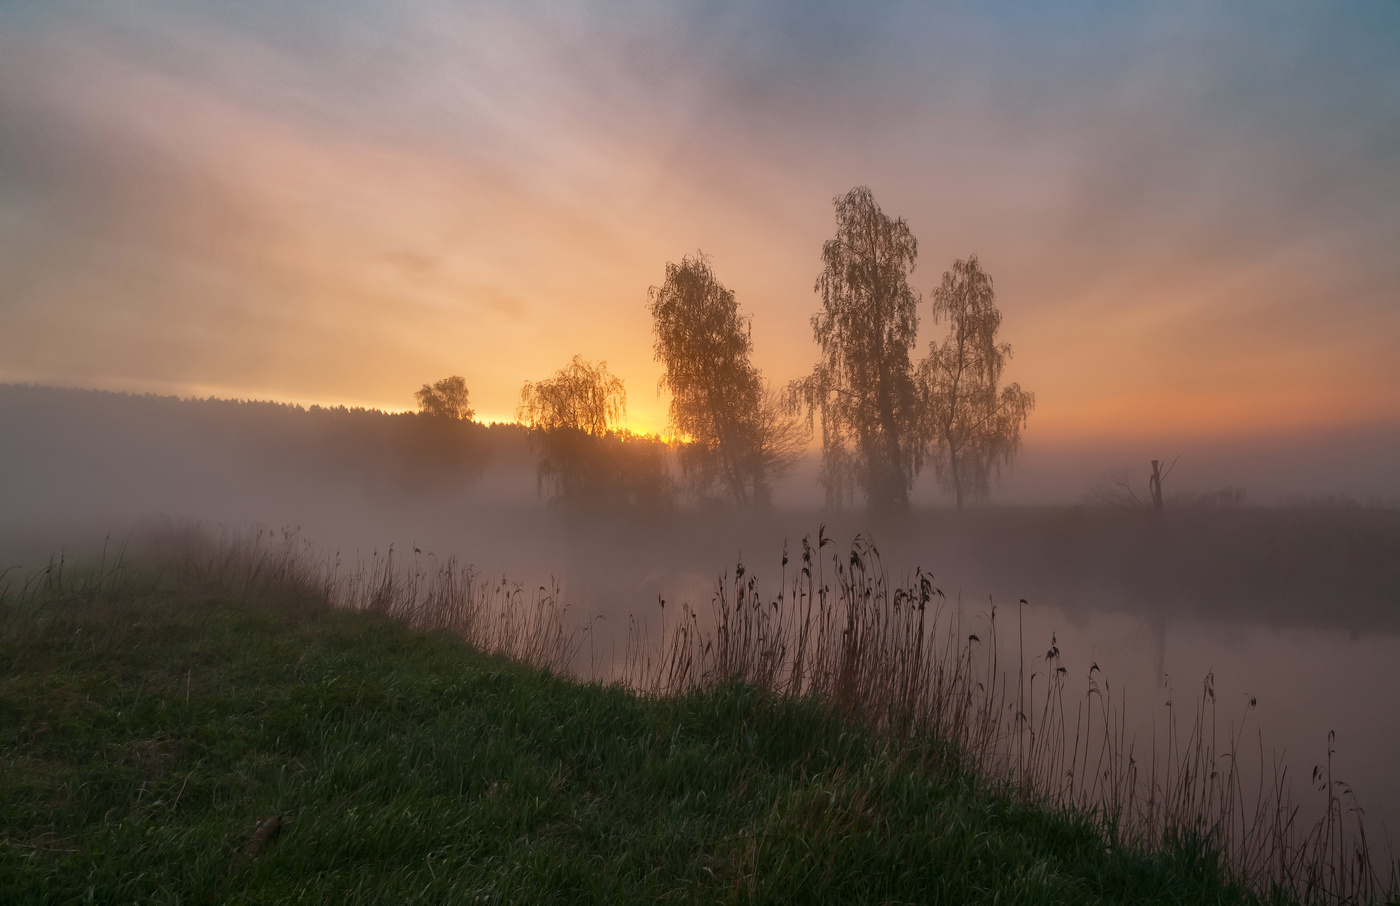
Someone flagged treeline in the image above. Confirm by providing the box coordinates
[0,384,524,495]
[423,184,1035,512]
[6,187,1036,515]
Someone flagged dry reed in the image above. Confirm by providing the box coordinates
[626,526,1398,904]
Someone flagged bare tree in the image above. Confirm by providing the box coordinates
[648,253,764,505]
[1088,457,1178,510]
[791,186,924,511]
[752,383,809,506]
[918,255,1034,509]
[415,375,474,420]
[1087,466,1147,508]
[1148,456,1178,513]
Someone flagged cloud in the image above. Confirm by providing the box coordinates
[1,0,1397,440]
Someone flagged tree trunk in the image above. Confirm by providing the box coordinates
[875,380,905,511]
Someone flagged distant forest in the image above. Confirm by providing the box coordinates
[0,383,680,513]
[0,382,519,489]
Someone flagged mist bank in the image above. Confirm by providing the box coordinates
[6,383,1396,511]
[951,422,1400,508]
[6,382,1399,868]
[0,383,531,539]
[1,382,1397,637]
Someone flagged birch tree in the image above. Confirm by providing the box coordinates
[919,255,1034,509]
[792,186,923,511]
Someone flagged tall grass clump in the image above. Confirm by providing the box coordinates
[0,536,160,671]
[183,523,579,674]
[628,526,1398,904]
[0,522,576,675]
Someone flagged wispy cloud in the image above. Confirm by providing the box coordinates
[1,0,1397,435]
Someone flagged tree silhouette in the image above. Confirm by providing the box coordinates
[517,355,625,437]
[518,355,661,507]
[415,375,474,420]
[752,383,808,504]
[791,186,924,511]
[648,253,767,505]
[918,255,1034,509]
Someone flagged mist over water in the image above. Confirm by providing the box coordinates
[3,384,1400,835]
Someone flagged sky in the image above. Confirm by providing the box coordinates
[2,0,1398,445]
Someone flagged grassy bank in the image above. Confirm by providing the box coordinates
[0,549,1273,904]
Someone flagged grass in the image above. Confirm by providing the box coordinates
[0,537,1273,904]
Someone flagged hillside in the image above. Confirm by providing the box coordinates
[0,539,1261,905]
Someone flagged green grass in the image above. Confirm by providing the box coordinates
[1,570,1268,905]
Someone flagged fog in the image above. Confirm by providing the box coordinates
[3,383,1400,833]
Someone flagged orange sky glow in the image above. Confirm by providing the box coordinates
[1,3,1397,449]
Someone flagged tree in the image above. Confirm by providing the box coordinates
[918,255,1034,509]
[752,383,808,505]
[415,375,474,420]
[648,253,766,505]
[791,186,924,511]
[519,355,657,507]
[1148,459,1164,513]
[517,355,625,437]
[1086,457,1178,510]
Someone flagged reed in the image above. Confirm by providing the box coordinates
[628,526,1398,904]
[203,524,578,674]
